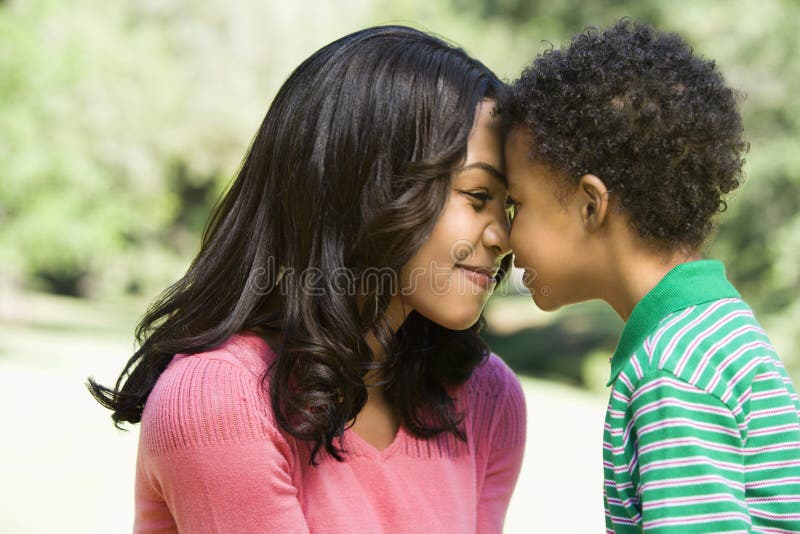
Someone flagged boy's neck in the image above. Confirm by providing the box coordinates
[603,239,700,322]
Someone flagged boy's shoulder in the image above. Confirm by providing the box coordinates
[646,296,767,378]
[614,296,787,410]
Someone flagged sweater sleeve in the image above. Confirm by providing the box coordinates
[629,371,749,532]
[134,353,309,534]
[472,355,527,534]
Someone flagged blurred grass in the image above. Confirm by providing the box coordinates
[0,292,143,533]
[2,291,796,532]
[0,291,609,533]
[484,293,800,390]
[484,296,624,389]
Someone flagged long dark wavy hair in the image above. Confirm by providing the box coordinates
[88,25,511,463]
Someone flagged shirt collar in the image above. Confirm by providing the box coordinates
[607,260,740,386]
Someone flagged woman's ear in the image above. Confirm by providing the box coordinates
[577,174,610,233]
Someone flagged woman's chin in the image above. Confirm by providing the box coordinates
[421,308,482,331]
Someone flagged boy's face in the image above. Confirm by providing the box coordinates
[505,127,593,311]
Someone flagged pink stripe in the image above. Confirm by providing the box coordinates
[628,449,639,477]
[645,512,750,528]
[746,459,800,471]
[631,376,700,403]
[638,455,743,475]
[708,343,773,392]
[748,405,798,419]
[649,307,696,351]
[638,437,741,456]
[754,371,782,381]
[745,442,800,455]
[721,357,770,403]
[750,509,800,521]
[750,389,788,401]
[617,372,634,392]
[689,325,764,384]
[612,390,630,403]
[637,417,740,439]
[606,496,639,512]
[747,496,800,504]
[622,418,636,445]
[659,300,736,368]
[746,476,800,489]
[631,356,643,380]
[748,424,800,437]
[633,398,733,422]
[641,474,744,492]
[643,492,742,509]
[674,305,751,375]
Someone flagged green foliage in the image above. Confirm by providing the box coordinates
[0,0,797,372]
[0,0,374,296]
[376,0,800,370]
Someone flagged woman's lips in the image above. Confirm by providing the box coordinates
[455,264,498,290]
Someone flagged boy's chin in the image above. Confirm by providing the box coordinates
[530,291,562,312]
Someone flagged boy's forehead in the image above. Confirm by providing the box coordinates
[504,127,536,180]
[505,126,535,157]
[504,127,573,195]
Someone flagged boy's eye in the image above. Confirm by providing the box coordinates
[505,196,517,221]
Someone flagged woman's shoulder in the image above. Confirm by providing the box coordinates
[464,352,523,398]
[460,353,526,450]
[140,332,282,455]
[168,331,276,378]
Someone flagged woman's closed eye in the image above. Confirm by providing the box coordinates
[460,190,493,208]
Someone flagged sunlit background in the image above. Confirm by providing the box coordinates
[1,0,798,532]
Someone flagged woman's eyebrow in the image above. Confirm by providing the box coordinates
[456,162,507,187]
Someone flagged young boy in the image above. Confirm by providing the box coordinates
[499,20,800,532]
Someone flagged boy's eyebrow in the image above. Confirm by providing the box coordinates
[456,162,508,186]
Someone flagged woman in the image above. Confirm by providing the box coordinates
[89,25,525,533]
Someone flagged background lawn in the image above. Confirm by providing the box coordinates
[0,292,607,533]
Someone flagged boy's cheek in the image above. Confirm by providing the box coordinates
[511,248,533,271]
[508,226,531,269]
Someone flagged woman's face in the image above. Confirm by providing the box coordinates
[394,99,512,330]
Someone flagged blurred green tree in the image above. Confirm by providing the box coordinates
[0,0,796,377]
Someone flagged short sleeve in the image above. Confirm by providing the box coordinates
[629,371,749,532]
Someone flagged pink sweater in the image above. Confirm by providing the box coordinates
[134,333,526,533]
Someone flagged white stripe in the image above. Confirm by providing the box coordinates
[689,325,765,384]
[674,305,752,375]
[659,300,738,368]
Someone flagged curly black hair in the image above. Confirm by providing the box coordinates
[498,19,748,250]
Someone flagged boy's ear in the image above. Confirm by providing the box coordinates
[577,174,610,232]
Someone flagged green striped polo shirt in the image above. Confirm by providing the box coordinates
[603,260,800,533]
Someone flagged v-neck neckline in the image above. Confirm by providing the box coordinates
[344,424,407,461]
